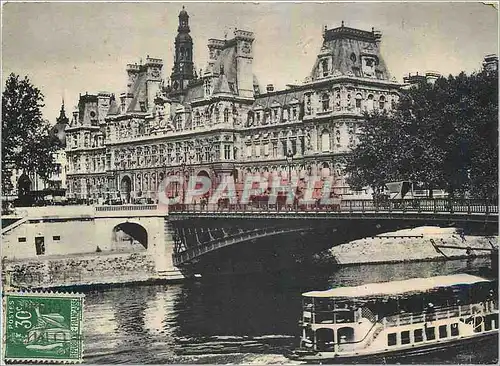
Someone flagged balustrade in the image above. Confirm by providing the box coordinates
[168,199,497,215]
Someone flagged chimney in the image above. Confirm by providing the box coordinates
[266,84,274,93]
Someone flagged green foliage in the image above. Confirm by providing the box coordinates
[345,69,498,199]
[2,73,60,193]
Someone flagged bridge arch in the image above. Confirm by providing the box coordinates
[111,221,148,250]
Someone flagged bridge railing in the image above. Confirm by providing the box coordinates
[168,199,498,215]
[95,204,158,212]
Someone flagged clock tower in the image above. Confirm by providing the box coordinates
[170,6,195,92]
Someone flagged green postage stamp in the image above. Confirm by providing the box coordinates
[3,292,84,363]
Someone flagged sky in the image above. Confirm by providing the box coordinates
[2,2,498,124]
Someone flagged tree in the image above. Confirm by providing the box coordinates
[2,73,60,194]
[344,69,498,199]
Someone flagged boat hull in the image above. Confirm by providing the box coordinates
[287,331,498,363]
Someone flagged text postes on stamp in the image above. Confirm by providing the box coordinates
[3,292,84,363]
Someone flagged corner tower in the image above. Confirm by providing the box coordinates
[310,23,391,81]
[170,6,195,92]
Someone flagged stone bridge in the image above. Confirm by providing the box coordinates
[168,199,498,272]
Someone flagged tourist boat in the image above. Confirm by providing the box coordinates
[287,273,498,363]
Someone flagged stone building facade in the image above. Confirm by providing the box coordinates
[65,9,401,203]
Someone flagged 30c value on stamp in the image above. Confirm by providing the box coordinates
[3,292,84,363]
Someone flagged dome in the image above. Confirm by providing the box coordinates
[179,6,188,18]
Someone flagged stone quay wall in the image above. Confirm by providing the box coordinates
[329,226,497,265]
[2,205,184,289]
[3,251,167,289]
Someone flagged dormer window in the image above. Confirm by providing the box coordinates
[272,108,279,123]
[321,59,329,77]
[362,56,377,78]
[223,108,229,123]
[139,101,146,112]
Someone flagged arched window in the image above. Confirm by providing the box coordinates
[223,108,229,123]
[366,94,374,111]
[379,95,386,110]
[355,94,363,109]
[321,130,331,152]
[214,107,220,123]
[321,93,330,112]
[195,111,201,127]
[322,59,329,77]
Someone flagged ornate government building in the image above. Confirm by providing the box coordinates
[65,8,401,202]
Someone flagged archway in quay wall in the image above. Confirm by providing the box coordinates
[112,222,148,251]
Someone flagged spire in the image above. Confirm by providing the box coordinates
[171,6,195,91]
[57,98,69,125]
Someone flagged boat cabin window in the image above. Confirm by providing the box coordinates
[414,329,423,342]
[387,332,397,346]
[425,326,435,340]
[400,330,410,345]
[337,327,354,343]
[315,299,335,312]
[474,317,483,333]
[484,314,498,331]
[439,325,447,338]
[315,328,335,352]
[335,311,355,323]
[450,323,459,336]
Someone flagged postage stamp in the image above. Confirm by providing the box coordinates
[3,292,84,363]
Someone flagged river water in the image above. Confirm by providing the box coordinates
[83,257,496,364]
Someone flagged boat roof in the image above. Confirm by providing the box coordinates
[303,273,491,299]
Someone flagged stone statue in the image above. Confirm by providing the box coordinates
[306,130,312,151]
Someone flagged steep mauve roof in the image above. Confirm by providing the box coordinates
[212,45,238,92]
[311,26,391,81]
[127,72,148,112]
[107,96,120,115]
[183,83,204,105]
[253,89,307,109]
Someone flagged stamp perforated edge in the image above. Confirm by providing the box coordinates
[2,290,85,364]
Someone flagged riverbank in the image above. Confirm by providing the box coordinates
[324,226,497,265]
[2,250,184,290]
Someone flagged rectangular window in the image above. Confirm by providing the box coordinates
[425,327,435,341]
[255,144,261,157]
[439,325,447,339]
[414,329,423,342]
[35,237,45,255]
[53,236,61,241]
[355,98,362,109]
[450,323,459,336]
[246,145,252,158]
[215,144,221,161]
[387,333,397,346]
[224,145,231,160]
[18,237,26,243]
[401,330,410,345]
[263,142,270,156]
